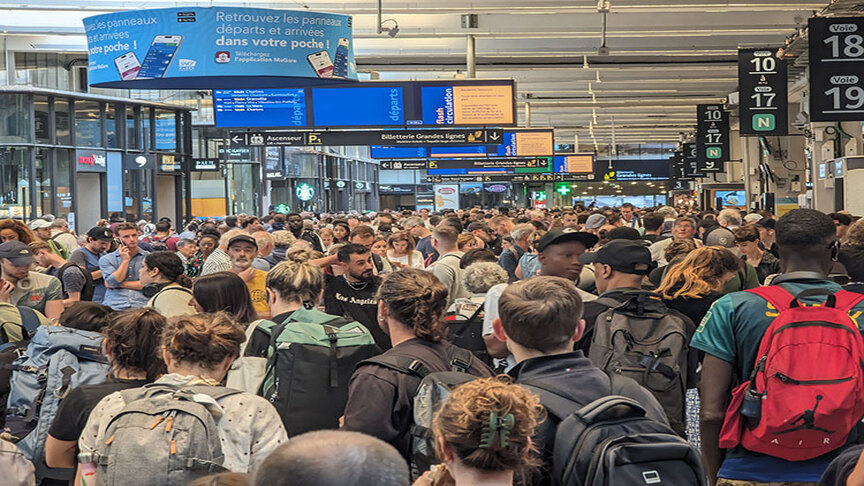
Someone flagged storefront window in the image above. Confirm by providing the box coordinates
[228,164,257,215]
[55,149,72,219]
[35,148,51,218]
[0,148,31,218]
[106,103,119,148]
[126,105,139,150]
[0,94,31,144]
[123,169,139,222]
[140,107,152,150]
[35,96,50,144]
[155,110,177,151]
[74,100,102,147]
[55,98,71,145]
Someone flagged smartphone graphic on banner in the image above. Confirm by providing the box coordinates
[137,35,183,79]
[307,51,334,78]
[333,38,350,78]
[114,52,141,80]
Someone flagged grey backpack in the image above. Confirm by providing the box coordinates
[87,383,241,486]
[587,291,690,436]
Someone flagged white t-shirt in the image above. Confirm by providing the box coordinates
[147,285,196,318]
[387,250,425,269]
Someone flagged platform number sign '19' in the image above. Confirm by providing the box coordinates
[809,17,864,122]
[696,104,728,173]
[738,48,788,135]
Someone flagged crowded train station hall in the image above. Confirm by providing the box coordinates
[0,0,863,485]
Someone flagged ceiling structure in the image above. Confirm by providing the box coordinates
[0,0,833,146]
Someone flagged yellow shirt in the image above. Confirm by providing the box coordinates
[246,269,269,314]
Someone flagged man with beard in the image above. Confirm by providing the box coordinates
[287,212,324,252]
[323,243,387,350]
[227,234,270,319]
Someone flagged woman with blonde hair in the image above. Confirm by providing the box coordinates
[457,232,478,252]
[415,377,543,486]
[388,231,424,269]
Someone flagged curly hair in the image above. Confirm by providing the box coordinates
[846,218,864,246]
[0,219,35,244]
[161,313,245,370]
[433,376,543,479]
[462,262,509,294]
[663,238,697,264]
[377,268,448,342]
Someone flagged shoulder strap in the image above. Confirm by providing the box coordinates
[832,290,864,313]
[16,307,40,339]
[445,345,473,373]
[746,285,795,312]
[518,381,581,420]
[593,296,624,310]
[359,354,432,378]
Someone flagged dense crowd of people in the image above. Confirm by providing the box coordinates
[1,204,864,485]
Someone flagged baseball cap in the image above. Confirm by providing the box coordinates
[755,218,776,230]
[28,219,51,230]
[227,234,258,249]
[535,227,599,253]
[87,226,114,241]
[0,241,35,266]
[579,239,655,276]
[584,214,607,230]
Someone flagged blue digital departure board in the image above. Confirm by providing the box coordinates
[212,80,515,129]
[370,146,429,159]
[311,87,404,127]
[214,89,307,128]
[371,129,554,159]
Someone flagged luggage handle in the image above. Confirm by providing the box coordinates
[575,396,647,424]
[791,288,837,308]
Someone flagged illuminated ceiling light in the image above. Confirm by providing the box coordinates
[583,55,589,69]
[596,71,602,83]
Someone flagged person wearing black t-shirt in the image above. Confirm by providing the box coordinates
[44,308,166,473]
[324,243,386,349]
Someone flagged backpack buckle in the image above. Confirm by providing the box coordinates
[450,357,470,373]
[408,360,425,374]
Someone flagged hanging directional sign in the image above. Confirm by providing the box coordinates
[229,129,504,147]
[669,180,691,191]
[696,104,729,172]
[809,17,864,122]
[739,48,788,135]
[424,172,590,183]
[381,157,550,170]
[684,142,705,178]
[670,152,693,181]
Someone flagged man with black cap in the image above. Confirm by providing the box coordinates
[68,227,114,304]
[0,240,63,320]
[227,233,270,319]
[756,217,778,258]
[482,227,599,371]
[578,238,698,436]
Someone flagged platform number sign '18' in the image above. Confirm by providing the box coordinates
[809,17,864,122]
[696,104,728,173]
[738,48,788,135]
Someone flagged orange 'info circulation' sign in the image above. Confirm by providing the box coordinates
[452,85,515,125]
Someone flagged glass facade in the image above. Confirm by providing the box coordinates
[0,89,191,228]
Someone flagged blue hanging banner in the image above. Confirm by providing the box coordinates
[83,7,357,89]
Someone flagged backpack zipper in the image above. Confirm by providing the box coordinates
[773,372,853,385]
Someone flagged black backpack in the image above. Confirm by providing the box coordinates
[56,262,94,302]
[523,376,705,486]
[443,303,492,367]
[359,346,480,479]
[587,291,691,436]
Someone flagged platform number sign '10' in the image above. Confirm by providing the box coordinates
[738,48,788,135]
[809,17,864,122]
[696,104,728,173]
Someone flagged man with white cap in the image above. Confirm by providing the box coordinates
[28,219,67,259]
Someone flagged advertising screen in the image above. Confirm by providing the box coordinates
[84,7,356,89]
[214,89,306,128]
[311,86,404,126]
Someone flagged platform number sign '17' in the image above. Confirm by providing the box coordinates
[810,17,864,122]
[696,104,728,173]
[738,48,788,135]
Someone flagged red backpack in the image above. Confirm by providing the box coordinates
[719,286,864,461]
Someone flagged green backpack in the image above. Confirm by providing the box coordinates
[257,307,380,436]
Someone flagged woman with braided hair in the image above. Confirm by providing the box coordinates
[414,376,544,486]
[342,268,493,460]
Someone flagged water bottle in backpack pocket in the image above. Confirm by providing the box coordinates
[719,287,864,461]
[587,292,691,436]
[86,384,240,486]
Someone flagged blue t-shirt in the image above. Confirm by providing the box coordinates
[691,277,864,482]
